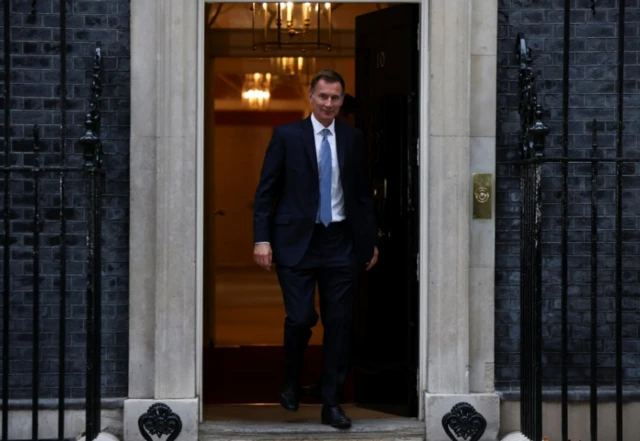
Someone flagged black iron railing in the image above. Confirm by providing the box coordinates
[80,45,105,441]
[514,1,633,436]
[516,34,547,441]
[1,0,104,440]
[1,1,10,438]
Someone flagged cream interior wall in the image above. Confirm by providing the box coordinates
[212,126,272,268]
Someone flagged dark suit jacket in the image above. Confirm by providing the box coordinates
[253,116,377,267]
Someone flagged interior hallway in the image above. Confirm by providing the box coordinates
[213,267,324,347]
[204,267,327,406]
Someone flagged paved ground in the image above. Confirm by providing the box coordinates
[203,403,398,421]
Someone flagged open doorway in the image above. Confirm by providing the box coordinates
[202,2,420,421]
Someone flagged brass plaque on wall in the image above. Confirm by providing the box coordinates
[472,173,492,220]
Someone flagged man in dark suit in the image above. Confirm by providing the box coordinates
[337,93,356,126]
[253,70,378,429]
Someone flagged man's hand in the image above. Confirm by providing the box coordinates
[365,246,379,271]
[254,243,273,271]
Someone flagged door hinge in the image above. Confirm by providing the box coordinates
[416,252,420,281]
[416,138,420,166]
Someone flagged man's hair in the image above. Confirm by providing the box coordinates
[309,70,345,95]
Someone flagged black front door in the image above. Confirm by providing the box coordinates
[353,4,420,417]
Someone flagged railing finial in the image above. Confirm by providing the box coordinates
[530,105,549,158]
[516,34,549,159]
[79,44,103,168]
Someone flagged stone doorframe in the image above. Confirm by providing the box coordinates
[124,1,500,440]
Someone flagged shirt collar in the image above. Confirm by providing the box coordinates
[310,113,335,136]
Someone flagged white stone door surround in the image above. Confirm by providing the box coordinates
[124,1,500,440]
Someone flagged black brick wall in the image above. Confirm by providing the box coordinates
[0,0,130,399]
[497,0,640,391]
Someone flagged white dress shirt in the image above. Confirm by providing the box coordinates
[310,113,345,222]
[255,115,347,245]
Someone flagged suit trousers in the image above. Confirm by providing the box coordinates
[275,221,358,406]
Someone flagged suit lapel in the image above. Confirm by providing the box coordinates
[335,121,347,173]
[301,118,318,175]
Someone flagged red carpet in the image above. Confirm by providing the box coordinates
[203,345,354,404]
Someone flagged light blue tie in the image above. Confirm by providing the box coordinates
[319,128,332,227]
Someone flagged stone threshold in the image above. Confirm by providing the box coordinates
[199,418,425,440]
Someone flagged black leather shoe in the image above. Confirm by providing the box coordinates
[321,405,351,429]
[280,381,299,412]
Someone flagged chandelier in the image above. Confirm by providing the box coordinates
[271,57,317,84]
[251,2,332,51]
[241,73,272,110]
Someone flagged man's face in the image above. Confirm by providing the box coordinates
[309,79,344,126]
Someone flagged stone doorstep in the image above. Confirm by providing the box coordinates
[199,418,425,440]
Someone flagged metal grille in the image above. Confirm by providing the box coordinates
[1,0,104,440]
[514,1,635,439]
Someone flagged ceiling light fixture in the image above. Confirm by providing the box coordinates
[241,72,272,110]
[251,2,332,51]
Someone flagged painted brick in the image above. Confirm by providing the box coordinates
[497,1,640,391]
[0,1,129,399]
